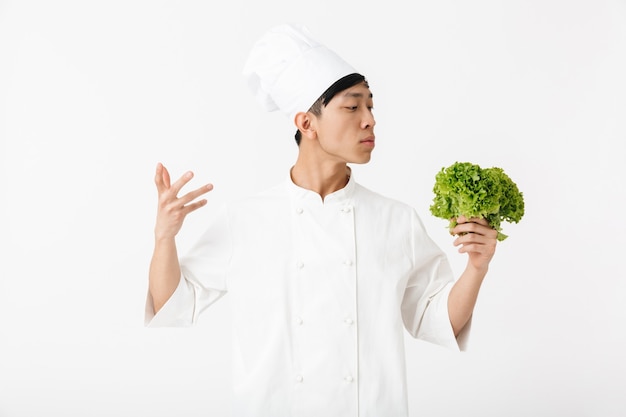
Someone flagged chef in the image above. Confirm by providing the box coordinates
[146,23,498,417]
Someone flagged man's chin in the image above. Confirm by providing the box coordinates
[352,155,372,165]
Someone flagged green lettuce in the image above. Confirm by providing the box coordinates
[429,161,525,241]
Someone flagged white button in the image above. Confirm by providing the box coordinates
[341,206,352,213]
[344,375,354,383]
[296,207,304,214]
[296,261,304,269]
[344,318,354,325]
[343,260,353,266]
[296,375,304,383]
[295,317,303,326]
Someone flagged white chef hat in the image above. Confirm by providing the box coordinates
[242,23,358,123]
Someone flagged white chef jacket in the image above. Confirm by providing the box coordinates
[145,172,469,417]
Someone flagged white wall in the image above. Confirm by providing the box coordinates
[1,1,625,416]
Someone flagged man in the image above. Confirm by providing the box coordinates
[146,23,498,417]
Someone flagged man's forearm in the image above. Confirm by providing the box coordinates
[149,237,182,314]
[448,264,488,336]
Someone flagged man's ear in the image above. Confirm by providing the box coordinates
[294,112,316,140]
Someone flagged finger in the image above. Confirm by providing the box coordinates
[154,162,167,193]
[457,242,491,254]
[182,198,208,215]
[454,229,498,242]
[162,165,172,189]
[468,217,489,226]
[454,231,491,247]
[458,239,497,257]
[454,231,487,246]
[178,183,214,206]
[453,221,496,237]
[467,223,499,239]
[456,216,488,226]
[458,225,499,242]
[170,171,195,195]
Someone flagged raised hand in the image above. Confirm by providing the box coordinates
[153,162,213,241]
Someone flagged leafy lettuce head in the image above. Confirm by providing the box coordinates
[429,161,524,241]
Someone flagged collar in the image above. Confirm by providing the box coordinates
[287,166,356,204]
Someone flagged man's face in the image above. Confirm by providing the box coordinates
[310,82,376,164]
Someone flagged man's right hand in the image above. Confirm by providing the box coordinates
[154,162,213,240]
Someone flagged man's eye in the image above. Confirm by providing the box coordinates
[346,106,358,111]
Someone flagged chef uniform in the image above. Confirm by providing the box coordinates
[146,23,469,417]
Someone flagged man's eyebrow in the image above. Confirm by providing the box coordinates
[342,92,374,99]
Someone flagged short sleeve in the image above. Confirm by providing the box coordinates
[144,206,232,327]
[401,209,470,351]
[145,275,196,327]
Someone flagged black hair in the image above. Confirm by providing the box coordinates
[294,73,368,146]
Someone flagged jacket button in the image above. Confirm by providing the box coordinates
[296,375,304,383]
[344,375,354,383]
[344,318,354,326]
[296,207,304,214]
[296,261,304,269]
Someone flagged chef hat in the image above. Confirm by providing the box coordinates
[243,23,358,122]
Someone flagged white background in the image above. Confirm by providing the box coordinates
[1,0,625,416]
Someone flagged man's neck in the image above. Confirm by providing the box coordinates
[290,159,350,201]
